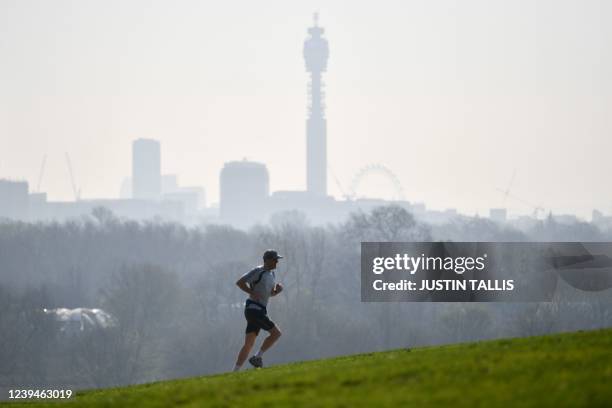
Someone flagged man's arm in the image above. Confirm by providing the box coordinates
[236,277,260,300]
[271,283,283,296]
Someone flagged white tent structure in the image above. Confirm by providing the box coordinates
[43,308,116,335]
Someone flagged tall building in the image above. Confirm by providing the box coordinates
[304,13,329,196]
[219,160,269,226]
[0,179,29,220]
[132,139,161,200]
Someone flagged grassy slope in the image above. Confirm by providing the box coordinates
[9,328,612,407]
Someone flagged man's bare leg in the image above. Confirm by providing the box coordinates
[234,332,257,371]
[254,326,282,357]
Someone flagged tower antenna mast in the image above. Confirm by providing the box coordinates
[303,12,329,196]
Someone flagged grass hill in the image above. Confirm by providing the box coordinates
[7,328,612,407]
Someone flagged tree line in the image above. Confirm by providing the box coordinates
[0,206,610,390]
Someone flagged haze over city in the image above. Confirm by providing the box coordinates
[1,0,610,218]
[2,2,612,400]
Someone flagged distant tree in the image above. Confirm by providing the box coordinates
[344,205,431,242]
[96,263,181,385]
[439,304,493,342]
[91,206,119,226]
[433,217,526,242]
[512,303,558,337]
[530,215,604,241]
[0,286,55,386]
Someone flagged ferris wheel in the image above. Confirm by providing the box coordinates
[347,164,406,201]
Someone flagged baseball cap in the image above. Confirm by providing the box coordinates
[263,250,284,261]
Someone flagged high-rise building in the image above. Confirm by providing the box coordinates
[304,13,329,196]
[0,179,29,220]
[132,139,161,200]
[219,160,269,226]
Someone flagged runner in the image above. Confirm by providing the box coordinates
[233,249,284,371]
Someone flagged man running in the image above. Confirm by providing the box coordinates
[233,249,284,371]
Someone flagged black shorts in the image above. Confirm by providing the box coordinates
[244,307,275,335]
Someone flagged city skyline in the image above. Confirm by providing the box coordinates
[1,0,611,218]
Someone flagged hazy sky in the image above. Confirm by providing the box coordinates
[1,0,610,218]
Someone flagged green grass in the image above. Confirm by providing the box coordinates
[6,328,612,407]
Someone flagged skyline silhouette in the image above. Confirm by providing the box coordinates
[1,1,611,218]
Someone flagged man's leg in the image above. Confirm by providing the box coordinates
[254,326,282,358]
[234,332,257,371]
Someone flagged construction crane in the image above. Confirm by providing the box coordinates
[65,153,81,201]
[495,187,545,219]
[500,169,516,207]
[328,165,351,200]
[36,155,46,193]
